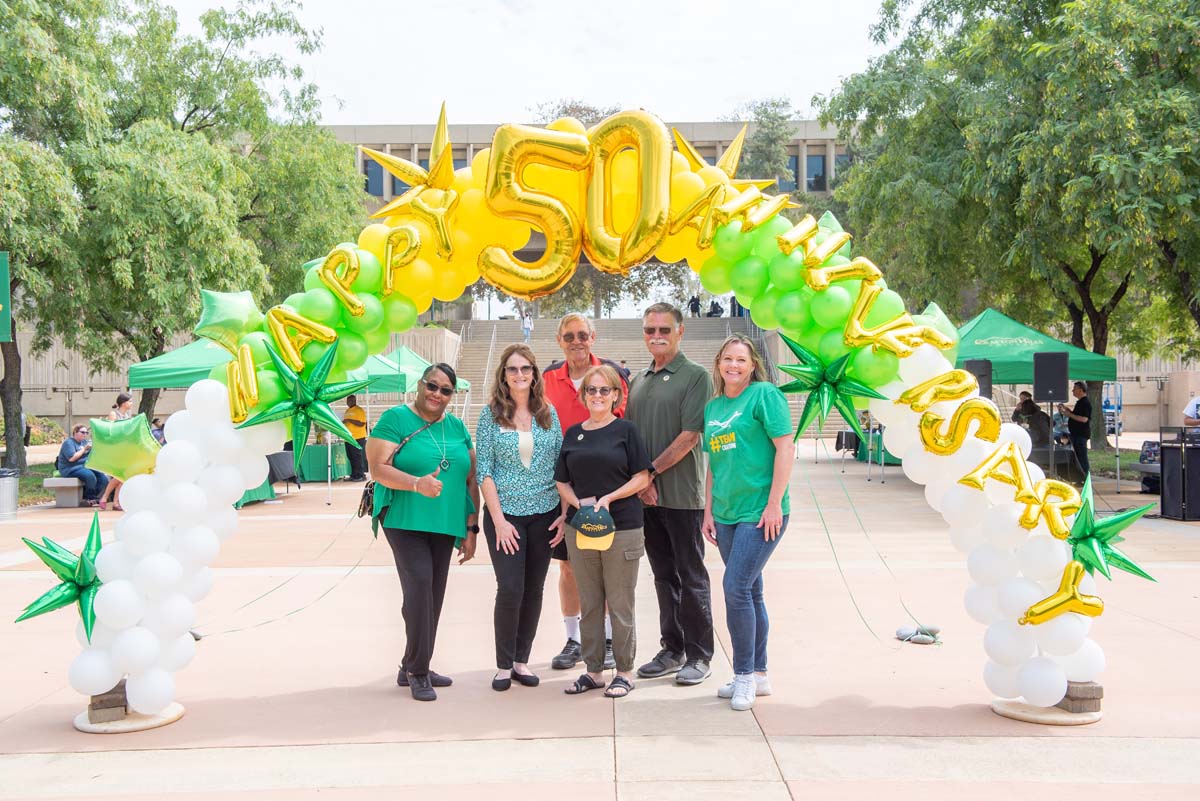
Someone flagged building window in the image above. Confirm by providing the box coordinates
[777,155,798,192]
[364,160,383,197]
[806,154,826,192]
[392,175,410,196]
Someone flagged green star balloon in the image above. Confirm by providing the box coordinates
[1067,474,1156,582]
[194,289,265,353]
[777,334,886,441]
[16,513,104,640]
[87,413,162,481]
[237,339,373,475]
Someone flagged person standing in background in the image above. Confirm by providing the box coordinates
[1059,381,1092,478]
[522,311,533,344]
[343,395,368,482]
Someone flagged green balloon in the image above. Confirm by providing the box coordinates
[382,295,418,332]
[346,292,385,334]
[297,288,342,326]
[255,369,287,409]
[832,278,862,305]
[301,340,331,368]
[713,221,751,263]
[351,250,383,295]
[283,292,305,312]
[849,346,900,387]
[699,256,733,295]
[750,288,781,330]
[864,288,905,328]
[208,363,229,384]
[796,324,826,355]
[364,324,391,355]
[810,285,853,329]
[768,251,806,292]
[750,215,793,261]
[729,255,769,299]
[818,328,852,363]
[334,330,368,372]
[303,265,324,292]
[734,291,756,310]
[240,331,274,367]
[775,290,811,331]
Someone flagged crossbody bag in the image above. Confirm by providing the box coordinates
[356,418,437,528]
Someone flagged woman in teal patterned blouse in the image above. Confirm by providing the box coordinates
[477,343,565,691]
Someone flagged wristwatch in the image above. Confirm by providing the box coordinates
[467,524,480,534]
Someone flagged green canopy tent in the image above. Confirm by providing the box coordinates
[955,309,1116,384]
[345,346,470,394]
[128,340,233,389]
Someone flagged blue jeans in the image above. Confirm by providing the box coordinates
[715,516,787,675]
[60,464,109,501]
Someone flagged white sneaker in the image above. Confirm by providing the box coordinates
[717,673,772,699]
[730,674,757,711]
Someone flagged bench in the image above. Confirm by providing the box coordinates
[43,477,84,508]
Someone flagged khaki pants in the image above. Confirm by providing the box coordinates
[566,527,644,673]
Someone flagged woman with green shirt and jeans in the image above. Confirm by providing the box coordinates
[701,335,795,712]
[476,344,564,691]
[367,363,479,702]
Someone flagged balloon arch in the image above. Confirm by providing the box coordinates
[20,105,1152,720]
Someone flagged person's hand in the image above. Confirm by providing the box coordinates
[701,512,717,546]
[414,467,442,498]
[594,495,612,512]
[757,500,784,541]
[638,483,658,506]
[548,513,567,547]
[494,518,520,554]
[457,530,476,565]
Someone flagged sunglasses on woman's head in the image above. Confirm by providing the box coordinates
[504,365,534,376]
[643,326,673,336]
[423,381,454,397]
[584,386,614,396]
[560,331,591,343]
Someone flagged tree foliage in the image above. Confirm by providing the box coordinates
[736,98,794,189]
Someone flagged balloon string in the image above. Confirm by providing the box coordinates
[818,436,938,642]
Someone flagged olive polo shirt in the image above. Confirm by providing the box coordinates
[626,350,710,510]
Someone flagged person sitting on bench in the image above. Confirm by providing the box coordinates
[56,425,109,505]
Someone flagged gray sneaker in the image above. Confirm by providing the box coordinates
[675,659,712,685]
[637,649,685,678]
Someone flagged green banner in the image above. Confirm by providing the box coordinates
[0,252,9,342]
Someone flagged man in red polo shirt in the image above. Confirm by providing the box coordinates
[543,313,629,671]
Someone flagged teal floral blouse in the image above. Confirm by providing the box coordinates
[475,404,562,516]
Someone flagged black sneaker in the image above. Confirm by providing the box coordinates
[637,648,685,678]
[551,639,582,670]
[397,669,453,687]
[407,673,437,701]
[603,639,616,670]
[675,659,712,685]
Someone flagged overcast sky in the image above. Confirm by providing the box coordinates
[166,0,890,125]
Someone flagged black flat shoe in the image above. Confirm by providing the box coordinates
[492,674,512,692]
[408,673,437,701]
[511,669,540,687]
[397,669,453,687]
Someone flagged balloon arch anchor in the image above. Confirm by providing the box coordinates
[990,681,1104,726]
[71,680,186,734]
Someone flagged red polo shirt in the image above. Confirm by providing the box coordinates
[543,353,629,431]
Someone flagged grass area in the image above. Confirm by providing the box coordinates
[1088,449,1141,481]
[18,464,55,507]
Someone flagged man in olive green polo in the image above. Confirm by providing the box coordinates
[626,302,714,685]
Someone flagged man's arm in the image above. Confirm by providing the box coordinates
[651,431,701,475]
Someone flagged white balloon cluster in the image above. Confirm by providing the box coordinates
[66,380,287,714]
[868,346,1103,708]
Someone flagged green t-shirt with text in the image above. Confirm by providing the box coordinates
[704,382,792,525]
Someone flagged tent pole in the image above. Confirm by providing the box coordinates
[326,437,333,506]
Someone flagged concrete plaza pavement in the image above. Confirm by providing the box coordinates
[1,443,1198,799]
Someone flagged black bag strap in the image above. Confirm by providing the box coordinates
[357,417,438,526]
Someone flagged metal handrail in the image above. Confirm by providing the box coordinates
[463,322,498,424]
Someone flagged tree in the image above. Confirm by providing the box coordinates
[735,98,794,189]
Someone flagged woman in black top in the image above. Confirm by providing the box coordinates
[554,364,652,698]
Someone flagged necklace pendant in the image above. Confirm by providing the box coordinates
[439,458,451,471]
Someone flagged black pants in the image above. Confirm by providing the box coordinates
[484,507,558,669]
[1071,434,1090,477]
[643,506,714,661]
[384,528,454,676]
[346,437,367,479]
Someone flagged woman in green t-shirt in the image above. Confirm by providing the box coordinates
[700,335,795,713]
[367,363,479,702]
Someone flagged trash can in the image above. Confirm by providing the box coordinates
[0,468,19,520]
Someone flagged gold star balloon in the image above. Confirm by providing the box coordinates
[86,413,162,481]
[16,513,104,640]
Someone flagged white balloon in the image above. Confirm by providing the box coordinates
[202,424,243,465]
[238,455,269,489]
[967,544,1020,586]
[164,409,201,444]
[901,443,937,485]
[1034,613,1089,656]
[171,525,220,569]
[898,345,950,385]
[185,379,232,425]
[158,632,197,671]
[1079,571,1098,596]
[141,593,195,639]
[964,583,1002,624]
[110,626,162,674]
[1026,462,1046,484]
[1018,656,1068,707]
[117,510,170,557]
[950,525,986,555]
[868,396,899,427]
[68,649,122,696]
[983,660,1022,698]
[197,465,246,507]
[1053,638,1106,682]
[997,423,1033,459]
[93,580,145,630]
[941,484,992,528]
[946,438,992,477]
[75,620,116,649]
[118,474,162,515]
[126,668,176,715]
[1018,536,1071,582]
[240,420,288,456]
[984,476,1025,505]
[132,552,184,598]
[983,620,1036,666]
[162,483,208,527]
[996,577,1046,619]
[95,541,136,583]
[155,441,206,486]
[179,566,215,602]
[924,478,954,513]
[206,505,239,541]
[883,423,921,460]
[982,503,1029,550]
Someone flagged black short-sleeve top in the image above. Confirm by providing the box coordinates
[554,418,652,530]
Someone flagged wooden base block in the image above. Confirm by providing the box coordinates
[991,698,1102,726]
[73,702,185,734]
[86,704,127,724]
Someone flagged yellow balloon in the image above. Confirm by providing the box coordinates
[470,148,491,185]
[412,290,433,314]
[685,242,710,273]
[670,170,706,215]
[697,165,731,187]
[653,232,687,265]
[611,191,636,232]
[357,223,391,265]
[671,151,691,174]
[547,116,587,135]
[432,266,463,302]
[611,148,638,194]
[451,166,476,194]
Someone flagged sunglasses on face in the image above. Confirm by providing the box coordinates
[643,326,674,336]
[423,381,454,397]
[504,365,534,376]
[560,331,592,343]
[78,429,89,435]
[584,386,614,396]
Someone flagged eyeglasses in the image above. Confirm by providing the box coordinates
[560,331,592,343]
[78,429,89,434]
[584,386,614,396]
[643,326,674,336]
[504,365,534,376]
[423,381,454,397]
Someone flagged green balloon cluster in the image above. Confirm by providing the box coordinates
[699,211,919,390]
